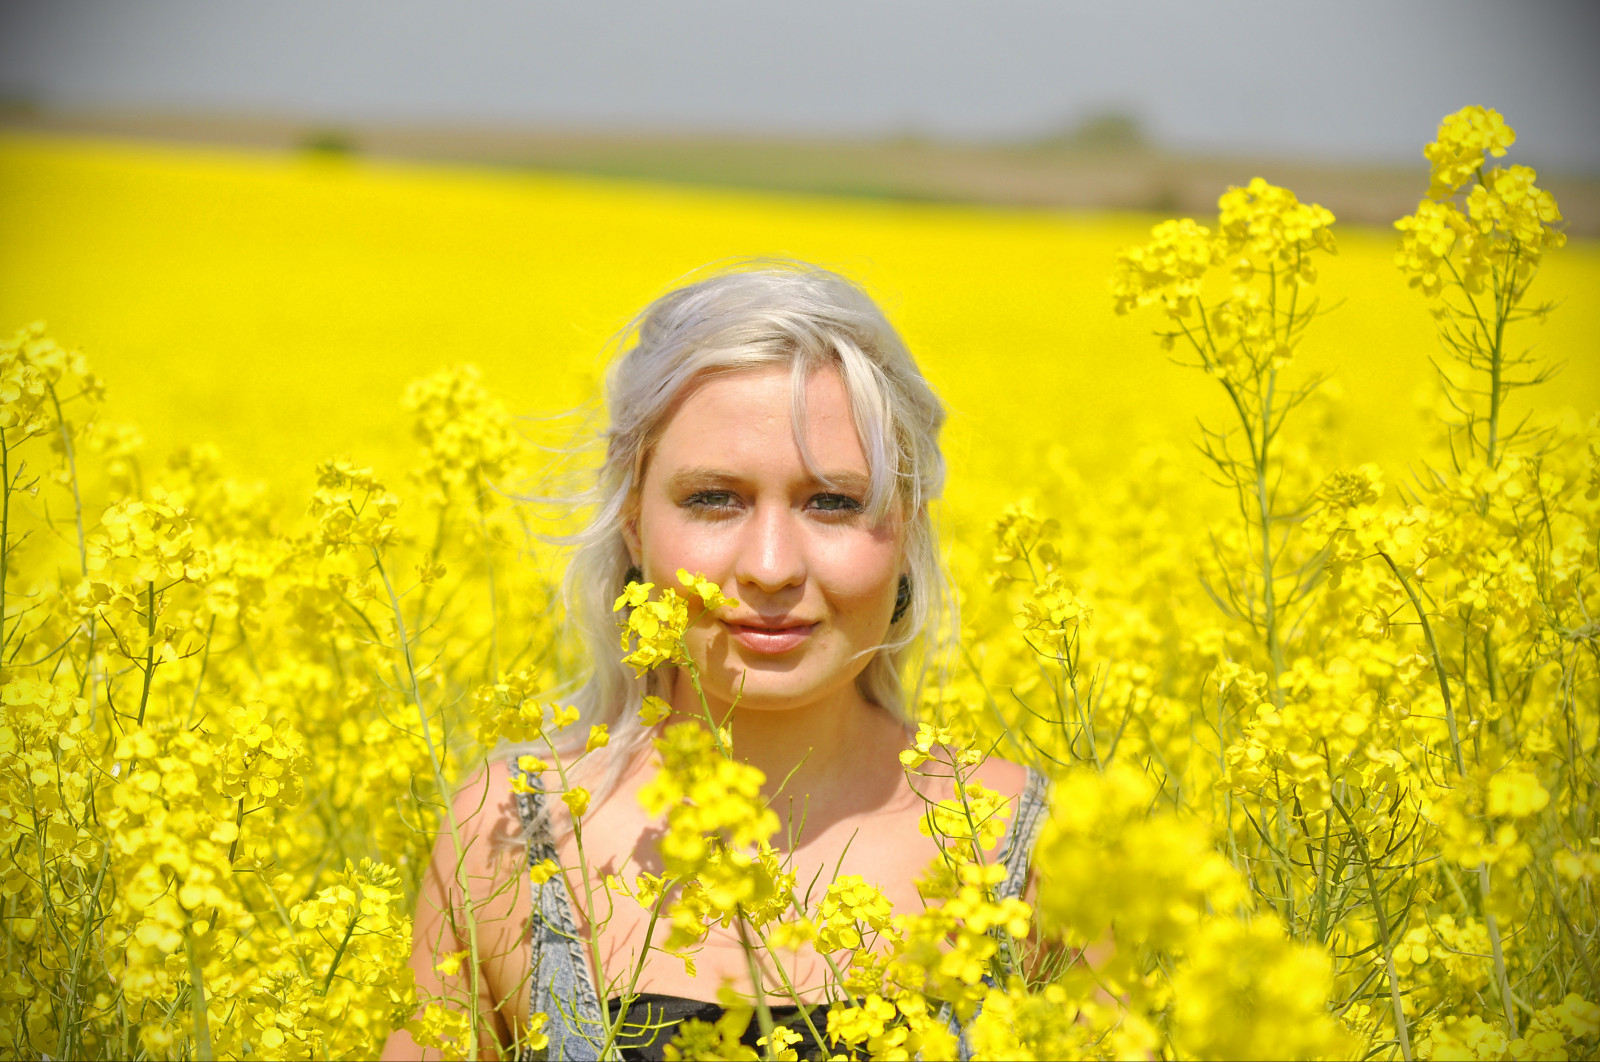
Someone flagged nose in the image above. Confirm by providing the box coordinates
[734,501,806,596]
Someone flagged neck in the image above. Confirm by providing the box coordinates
[665,670,903,840]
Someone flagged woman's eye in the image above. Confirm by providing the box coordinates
[684,490,737,511]
[811,493,864,514]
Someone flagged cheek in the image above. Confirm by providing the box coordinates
[636,501,733,576]
[813,533,902,609]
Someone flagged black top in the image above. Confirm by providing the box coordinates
[603,993,829,1061]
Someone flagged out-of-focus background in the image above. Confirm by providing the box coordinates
[0,0,1596,499]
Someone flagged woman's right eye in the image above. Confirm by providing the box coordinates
[683,490,737,512]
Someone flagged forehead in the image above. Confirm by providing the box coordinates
[651,365,867,476]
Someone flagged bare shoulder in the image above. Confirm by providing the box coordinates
[975,755,1030,805]
[444,757,530,875]
[916,748,1029,802]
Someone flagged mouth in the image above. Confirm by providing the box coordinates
[722,619,819,655]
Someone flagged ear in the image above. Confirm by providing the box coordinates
[621,509,642,566]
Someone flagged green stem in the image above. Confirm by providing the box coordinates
[320,909,361,996]
[56,844,112,1059]
[1485,256,1511,469]
[184,918,214,1061]
[753,924,828,1051]
[1376,552,1465,775]
[597,882,675,1058]
[46,382,87,576]
[481,507,501,681]
[227,797,245,865]
[1537,861,1600,998]
[136,581,156,725]
[1478,865,1519,1039]
[1333,797,1411,1061]
[735,916,777,1056]
[372,549,486,1048]
[1257,368,1284,698]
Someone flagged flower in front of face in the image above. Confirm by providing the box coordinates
[614,582,690,674]
[676,568,738,611]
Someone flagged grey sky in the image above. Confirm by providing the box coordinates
[3,0,1598,170]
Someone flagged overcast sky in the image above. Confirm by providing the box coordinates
[3,1,1598,170]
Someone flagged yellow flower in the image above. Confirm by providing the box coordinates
[1425,105,1515,198]
[1170,916,1351,1061]
[1109,217,1217,319]
[676,568,738,611]
[529,859,560,885]
[613,577,655,612]
[432,949,469,977]
[562,787,592,819]
[1487,768,1549,818]
[639,695,673,725]
[615,584,691,674]
[584,724,610,753]
[816,875,895,951]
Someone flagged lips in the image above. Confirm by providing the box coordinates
[722,619,819,654]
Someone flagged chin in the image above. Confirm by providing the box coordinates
[698,657,853,712]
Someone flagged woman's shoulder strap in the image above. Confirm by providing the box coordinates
[507,754,553,848]
[997,765,1050,903]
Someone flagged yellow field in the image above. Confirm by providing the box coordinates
[2,134,1595,500]
[2,127,1597,1061]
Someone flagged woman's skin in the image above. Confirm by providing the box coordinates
[382,365,1028,1059]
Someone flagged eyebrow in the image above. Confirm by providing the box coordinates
[664,466,872,495]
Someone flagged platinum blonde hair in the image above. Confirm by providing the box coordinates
[536,259,953,788]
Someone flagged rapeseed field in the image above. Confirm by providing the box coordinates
[1,106,1596,1060]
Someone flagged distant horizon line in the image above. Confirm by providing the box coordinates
[7,106,1598,235]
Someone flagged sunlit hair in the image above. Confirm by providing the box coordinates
[531,259,953,792]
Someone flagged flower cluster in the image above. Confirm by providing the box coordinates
[637,722,786,953]
[1397,106,1565,305]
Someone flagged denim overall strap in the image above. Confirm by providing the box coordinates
[996,766,1050,902]
[510,761,608,1061]
[949,763,1052,1060]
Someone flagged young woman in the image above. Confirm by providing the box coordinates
[381,261,1047,1061]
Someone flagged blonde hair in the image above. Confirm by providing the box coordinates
[527,259,953,789]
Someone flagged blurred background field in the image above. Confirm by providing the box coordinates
[2,132,1596,532]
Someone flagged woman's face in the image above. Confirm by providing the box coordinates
[625,364,904,714]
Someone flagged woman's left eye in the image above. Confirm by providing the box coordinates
[810,493,864,514]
